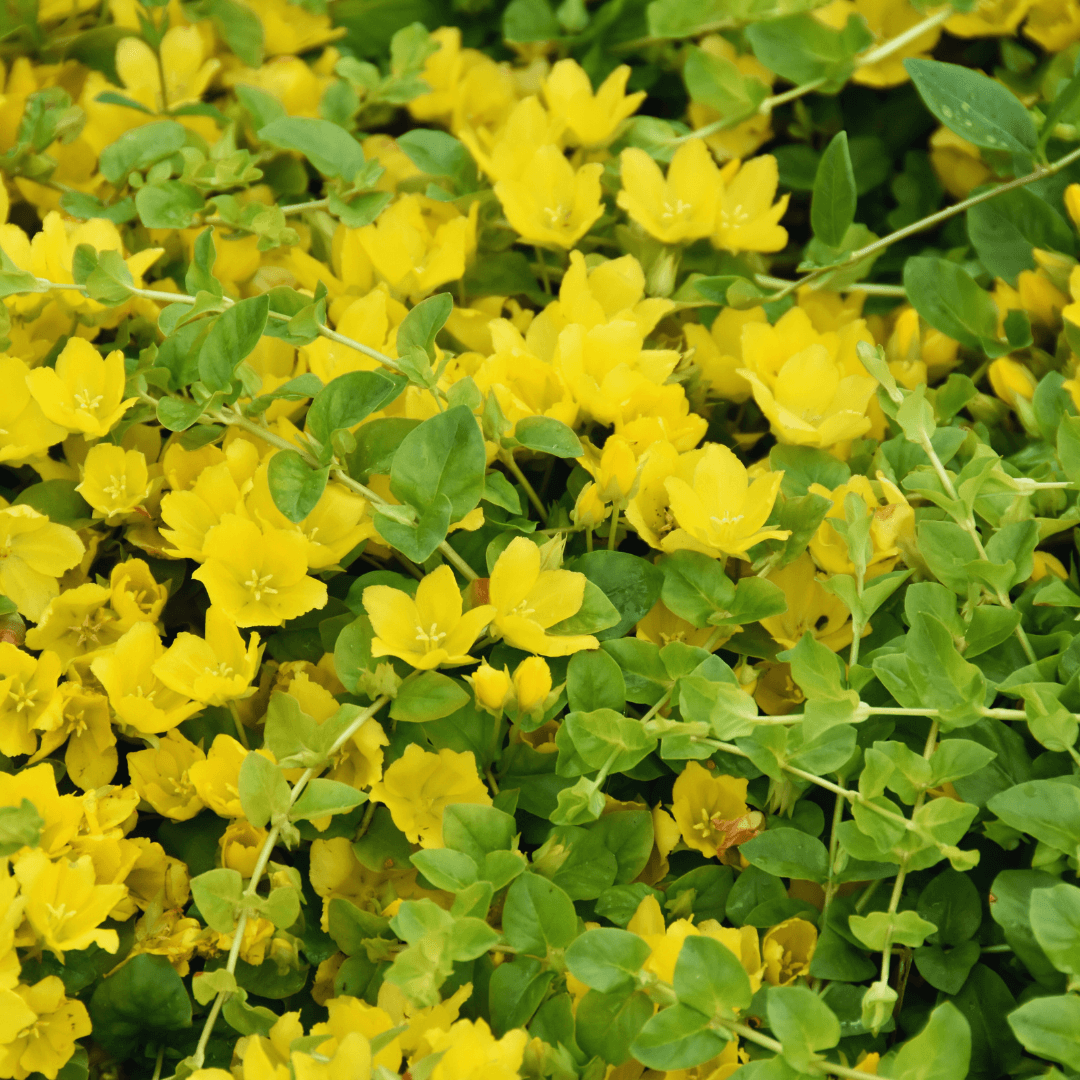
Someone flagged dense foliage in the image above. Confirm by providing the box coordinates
[5,0,1080,1079]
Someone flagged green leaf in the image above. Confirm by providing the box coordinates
[398,292,452,364]
[0,799,42,856]
[99,120,187,184]
[673,934,753,1017]
[512,416,583,457]
[267,449,329,524]
[208,0,264,66]
[237,751,291,829]
[397,128,476,188]
[631,1004,730,1071]
[767,985,841,1072]
[658,550,736,628]
[988,780,1080,858]
[259,117,366,179]
[967,186,1075,284]
[565,928,651,993]
[1030,883,1080,977]
[914,941,981,995]
[568,551,664,642]
[740,828,829,884]
[904,58,1037,155]
[849,910,938,951]
[290,779,367,822]
[0,246,38,298]
[889,1002,971,1080]
[916,867,982,946]
[683,43,768,124]
[307,371,404,449]
[441,803,517,860]
[389,670,470,722]
[186,228,222,298]
[563,709,657,773]
[135,180,204,229]
[502,873,578,956]
[1008,995,1080,1072]
[198,294,270,391]
[567,649,626,714]
[811,131,857,248]
[903,256,1007,358]
[747,13,872,91]
[390,406,485,521]
[88,955,193,1057]
[190,867,243,934]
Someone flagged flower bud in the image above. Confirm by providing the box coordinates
[471,662,512,713]
[596,436,638,503]
[572,482,609,529]
[0,611,26,647]
[513,656,552,713]
[861,980,898,1036]
[1031,551,1068,583]
[988,357,1037,409]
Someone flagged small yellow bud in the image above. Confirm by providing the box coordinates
[596,435,638,502]
[471,662,513,713]
[513,656,552,714]
[1031,551,1069,583]
[988,357,1037,409]
[572,482,610,530]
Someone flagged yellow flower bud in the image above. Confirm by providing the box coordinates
[1031,551,1069,583]
[572,482,610,530]
[988,357,1037,408]
[513,656,552,713]
[1066,183,1080,232]
[596,435,638,502]
[471,662,513,713]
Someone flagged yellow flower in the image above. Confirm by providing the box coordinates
[369,744,492,848]
[617,139,720,244]
[0,356,66,467]
[671,762,763,859]
[307,996,401,1075]
[14,850,126,959]
[760,553,855,652]
[578,434,641,505]
[661,443,789,560]
[115,26,219,110]
[636,599,721,651]
[542,60,644,148]
[1025,0,1080,50]
[807,474,914,577]
[188,734,263,819]
[495,147,604,249]
[512,656,552,714]
[422,1018,527,1080]
[994,269,1068,333]
[697,920,765,993]
[713,156,790,254]
[946,0,1031,35]
[1031,551,1069,582]
[127,729,206,821]
[220,819,270,878]
[23,583,120,666]
[0,763,83,860]
[363,566,495,670]
[25,338,136,439]
[0,976,91,1080]
[762,917,818,985]
[469,662,513,713]
[192,516,328,629]
[75,444,151,521]
[988,357,1038,409]
[358,195,478,303]
[488,537,599,655]
[741,346,877,452]
[0,506,85,621]
[90,622,202,735]
[0,644,62,758]
[30,683,117,792]
[152,607,263,706]
[928,127,991,199]
[685,306,767,403]
[626,895,699,984]
[109,558,168,632]
[572,483,610,529]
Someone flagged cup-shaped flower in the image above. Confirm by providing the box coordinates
[25,338,136,439]
[90,622,201,734]
[369,744,492,848]
[488,538,599,655]
[512,656,552,714]
[13,850,126,959]
[109,559,169,632]
[192,516,328,629]
[76,444,152,521]
[617,139,720,244]
[543,59,644,148]
[0,643,62,758]
[662,444,789,560]
[469,662,513,713]
[153,607,264,707]
[759,553,854,652]
[0,506,85,621]
[128,729,206,821]
[740,346,877,450]
[762,917,818,985]
[671,761,763,859]
[364,566,495,670]
[495,147,604,249]
[0,976,91,1080]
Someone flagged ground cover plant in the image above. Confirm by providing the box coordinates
[8,0,1080,1078]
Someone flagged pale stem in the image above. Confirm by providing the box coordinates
[500,451,550,525]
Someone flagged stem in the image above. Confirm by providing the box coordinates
[754,275,908,297]
[607,507,620,550]
[764,144,1080,301]
[855,7,951,67]
[227,700,249,750]
[281,198,330,215]
[723,1021,880,1080]
[501,452,549,525]
[188,695,389,1067]
[534,246,552,295]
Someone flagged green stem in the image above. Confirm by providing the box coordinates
[227,700,249,750]
[501,452,549,525]
[607,507,620,550]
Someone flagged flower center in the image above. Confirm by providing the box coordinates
[509,600,535,618]
[103,475,128,503]
[10,684,37,712]
[244,571,278,602]
[415,623,447,650]
[74,388,104,411]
